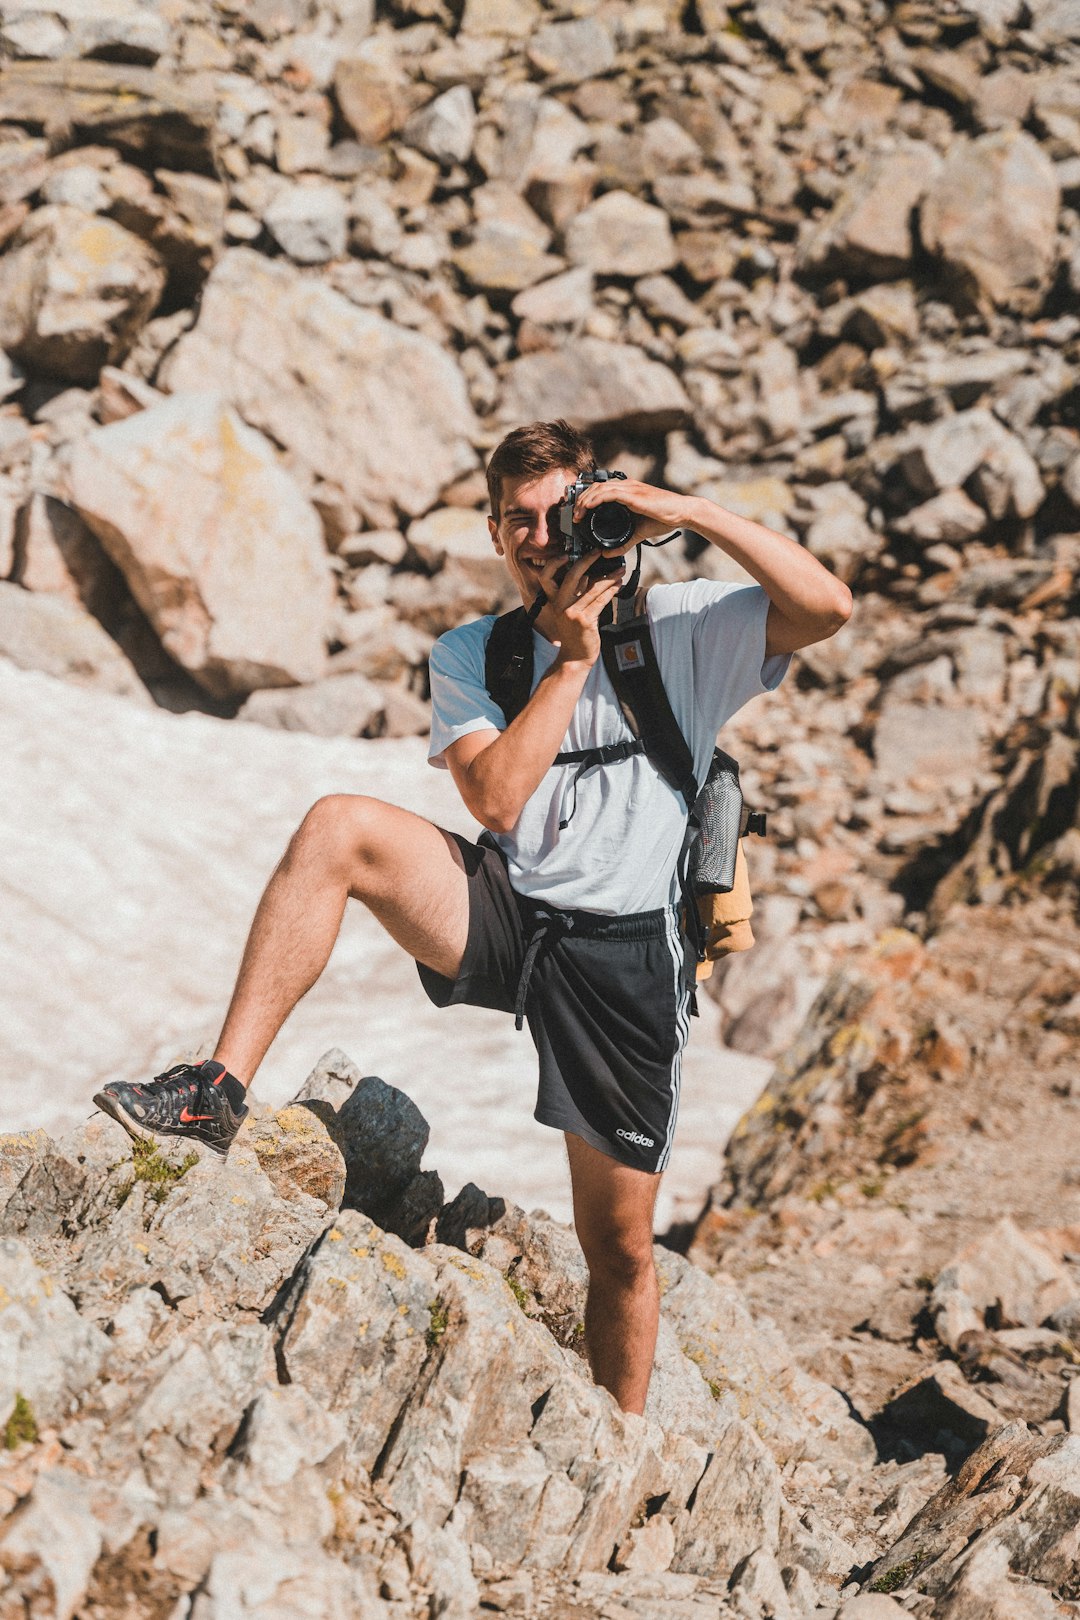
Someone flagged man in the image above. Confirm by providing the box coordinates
[95,418,851,1414]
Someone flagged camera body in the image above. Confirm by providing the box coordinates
[558,469,635,567]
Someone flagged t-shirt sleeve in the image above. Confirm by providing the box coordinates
[427,622,506,769]
[688,580,791,733]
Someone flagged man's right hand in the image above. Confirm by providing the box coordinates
[536,543,634,668]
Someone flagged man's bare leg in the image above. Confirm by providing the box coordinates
[565,1132,662,1414]
[214,794,471,1086]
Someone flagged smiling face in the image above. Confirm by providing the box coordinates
[488,465,577,610]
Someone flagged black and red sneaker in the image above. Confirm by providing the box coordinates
[94,1060,249,1157]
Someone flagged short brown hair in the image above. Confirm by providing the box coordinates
[486,419,595,521]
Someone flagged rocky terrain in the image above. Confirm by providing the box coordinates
[0,1047,1076,1619]
[2,0,1080,1613]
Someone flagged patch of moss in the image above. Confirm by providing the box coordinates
[113,1137,199,1209]
[426,1300,449,1348]
[707,1379,725,1402]
[860,1177,885,1199]
[504,1272,531,1313]
[870,1559,920,1594]
[5,1393,37,1450]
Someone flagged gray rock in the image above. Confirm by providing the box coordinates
[240,674,384,738]
[497,338,690,435]
[920,129,1061,313]
[404,85,476,166]
[263,182,349,265]
[930,1218,1078,1348]
[565,190,678,277]
[796,145,941,280]
[900,411,997,498]
[0,580,147,702]
[891,489,988,544]
[161,249,478,527]
[526,17,615,84]
[0,1469,104,1620]
[872,700,984,792]
[63,393,333,699]
[671,1419,782,1578]
[275,1207,439,1471]
[0,1237,108,1431]
[189,1538,387,1620]
[0,205,164,385]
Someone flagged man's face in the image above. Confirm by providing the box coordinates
[488,466,576,609]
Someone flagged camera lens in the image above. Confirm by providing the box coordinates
[589,501,634,547]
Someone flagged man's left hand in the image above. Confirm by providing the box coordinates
[573,479,691,545]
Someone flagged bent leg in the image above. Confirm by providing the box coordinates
[214,795,471,1087]
[565,1132,662,1414]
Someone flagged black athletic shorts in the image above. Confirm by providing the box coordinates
[416,834,692,1174]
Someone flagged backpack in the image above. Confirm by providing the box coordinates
[483,589,764,973]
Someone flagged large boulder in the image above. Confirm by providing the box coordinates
[796,145,941,281]
[496,338,691,435]
[63,393,334,698]
[159,249,478,529]
[919,129,1061,313]
[0,580,147,702]
[0,205,164,384]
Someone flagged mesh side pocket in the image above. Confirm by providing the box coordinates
[688,749,743,894]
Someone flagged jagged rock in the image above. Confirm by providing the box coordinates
[930,1538,1061,1619]
[892,488,988,544]
[0,206,165,385]
[0,1238,108,1430]
[0,59,218,174]
[863,1424,1080,1597]
[526,16,615,84]
[919,130,1061,313]
[878,1362,1001,1449]
[0,580,147,701]
[54,1124,335,1318]
[188,1539,387,1620]
[63,392,333,698]
[274,1208,439,1472]
[407,506,502,586]
[246,1106,346,1210]
[796,144,941,280]
[565,190,678,277]
[333,56,409,145]
[497,338,690,435]
[0,1469,104,1620]
[263,182,349,265]
[403,85,476,165]
[671,1419,782,1578]
[239,674,384,738]
[930,1217,1080,1348]
[160,249,478,528]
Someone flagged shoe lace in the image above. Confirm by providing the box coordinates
[144,1063,200,1096]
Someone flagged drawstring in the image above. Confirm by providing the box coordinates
[514,906,576,1030]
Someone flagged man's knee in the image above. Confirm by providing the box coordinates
[290,794,391,885]
[580,1222,656,1291]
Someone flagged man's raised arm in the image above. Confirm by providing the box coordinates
[571,479,853,657]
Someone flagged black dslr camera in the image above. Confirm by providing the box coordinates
[558,469,635,579]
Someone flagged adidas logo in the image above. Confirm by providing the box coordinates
[616,1128,655,1148]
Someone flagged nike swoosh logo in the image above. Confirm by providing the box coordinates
[179,1107,214,1123]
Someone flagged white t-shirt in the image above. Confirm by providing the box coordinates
[427,580,790,914]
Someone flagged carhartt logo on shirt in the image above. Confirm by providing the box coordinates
[615,640,644,672]
[616,1128,655,1147]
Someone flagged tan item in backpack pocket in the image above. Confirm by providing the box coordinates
[694,838,754,981]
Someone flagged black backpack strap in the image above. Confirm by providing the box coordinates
[484,607,531,726]
[599,599,699,813]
